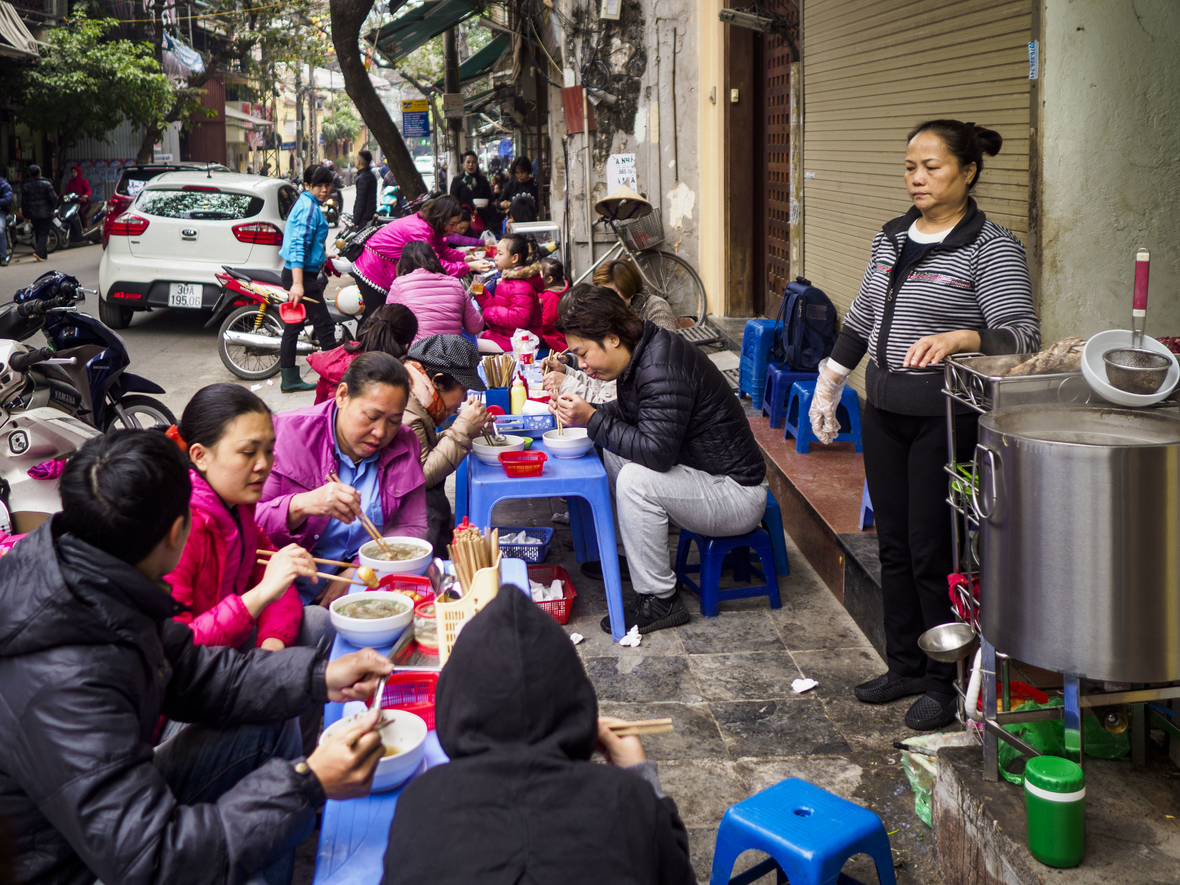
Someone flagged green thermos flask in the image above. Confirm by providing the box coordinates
[1024,755,1085,867]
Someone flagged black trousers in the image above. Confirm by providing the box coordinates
[279,269,335,369]
[862,401,978,695]
[355,277,386,328]
[31,217,51,259]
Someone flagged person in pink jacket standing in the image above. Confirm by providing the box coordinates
[352,195,492,321]
[386,241,484,343]
[257,352,429,607]
[475,232,544,352]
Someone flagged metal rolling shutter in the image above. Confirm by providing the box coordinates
[802,0,1032,388]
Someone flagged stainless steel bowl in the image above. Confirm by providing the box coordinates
[918,622,978,662]
[1103,348,1172,394]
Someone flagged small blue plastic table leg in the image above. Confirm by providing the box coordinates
[591,500,626,641]
[455,455,469,521]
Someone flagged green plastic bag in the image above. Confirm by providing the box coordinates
[899,732,977,827]
[997,698,1130,785]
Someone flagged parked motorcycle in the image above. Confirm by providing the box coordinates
[208,266,360,380]
[321,188,343,227]
[2,271,175,431]
[378,184,402,217]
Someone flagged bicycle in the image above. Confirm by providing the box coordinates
[572,203,707,326]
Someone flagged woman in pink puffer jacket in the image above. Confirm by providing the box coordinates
[387,241,484,343]
[164,384,333,654]
[352,195,490,304]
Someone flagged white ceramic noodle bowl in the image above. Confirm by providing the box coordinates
[329,590,415,647]
[542,428,594,459]
[319,709,428,792]
[471,434,525,466]
[1081,330,1179,407]
[357,536,433,578]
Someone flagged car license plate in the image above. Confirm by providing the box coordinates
[168,283,202,308]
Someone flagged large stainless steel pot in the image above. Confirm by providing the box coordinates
[978,405,1180,682]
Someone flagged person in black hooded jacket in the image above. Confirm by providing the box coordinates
[382,584,695,885]
[0,429,395,885]
[552,285,768,635]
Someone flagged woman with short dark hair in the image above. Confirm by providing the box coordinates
[449,151,497,232]
[385,241,484,344]
[552,286,768,634]
[499,156,539,217]
[257,351,428,607]
[810,119,1039,730]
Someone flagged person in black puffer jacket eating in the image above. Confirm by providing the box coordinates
[552,285,768,634]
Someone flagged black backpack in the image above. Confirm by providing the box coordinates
[771,276,838,371]
[339,219,385,262]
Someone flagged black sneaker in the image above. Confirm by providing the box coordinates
[581,555,631,582]
[853,673,927,704]
[600,590,690,635]
[904,693,958,730]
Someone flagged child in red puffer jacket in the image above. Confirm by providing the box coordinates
[475,232,543,352]
[533,255,568,352]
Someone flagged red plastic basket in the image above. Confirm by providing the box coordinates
[527,564,577,624]
[499,450,547,477]
[379,671,439,729]
[374,573,433,602]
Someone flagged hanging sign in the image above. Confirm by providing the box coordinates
[402,99,430,138]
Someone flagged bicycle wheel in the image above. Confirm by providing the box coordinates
[635,250,707,325]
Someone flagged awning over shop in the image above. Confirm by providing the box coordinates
[0,1,39,60]
[370,0,483,64]
[224,106,273,128]
[432,33,509,89]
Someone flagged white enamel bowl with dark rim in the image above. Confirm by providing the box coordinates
[319,709,428,791]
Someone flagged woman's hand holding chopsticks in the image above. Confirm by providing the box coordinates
[285,481,363,530]
[595,716,648,768]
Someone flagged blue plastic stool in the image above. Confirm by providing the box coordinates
[709,778,898,885]
[675,527,781,617]
[739,319,779,408]
[762,363,820,429]
[859,480,873,530]
[783,382,863,454]
[762,490,790,578]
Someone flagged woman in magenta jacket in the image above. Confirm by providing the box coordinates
[386,241,484,343]
[257,352,429,607]
[352,195,492,307]
[164,384,332,654]
[475,232,544,352]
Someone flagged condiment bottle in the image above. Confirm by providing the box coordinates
[510,377,526,414]
[1024,756,1085,867]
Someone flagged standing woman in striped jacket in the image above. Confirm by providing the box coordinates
[809,119,1040,731]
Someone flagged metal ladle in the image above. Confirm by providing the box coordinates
[1103,248,1169,394]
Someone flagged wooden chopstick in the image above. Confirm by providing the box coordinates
[607,718,674,737]
[257,549,355,570]
[254,559,371,586]
[327,469,392,555]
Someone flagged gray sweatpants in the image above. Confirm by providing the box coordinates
[604,451,768,599]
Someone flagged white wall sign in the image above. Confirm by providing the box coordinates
[606,153,637,192]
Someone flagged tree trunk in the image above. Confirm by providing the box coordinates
[329,0,426,198]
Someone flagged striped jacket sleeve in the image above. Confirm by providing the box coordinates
[972,234,1040,355]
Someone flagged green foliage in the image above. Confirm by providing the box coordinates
[13,15,173,145]
[320,92,361,146]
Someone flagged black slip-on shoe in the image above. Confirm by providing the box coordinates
[600,590,690,635]
[581,555,631,582]
[904,693,958,731]
[853,673,927,704]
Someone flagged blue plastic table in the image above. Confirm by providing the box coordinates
[313,559,528,885]
[462,439,626,641]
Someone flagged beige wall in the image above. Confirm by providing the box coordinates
[696,0,726,316]
[1036,0,1180,343]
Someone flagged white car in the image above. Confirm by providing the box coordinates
[98,171,300,329]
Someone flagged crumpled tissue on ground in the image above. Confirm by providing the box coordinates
[791,678,818,693]
[529,579,565,602]
[618,625,642,647]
